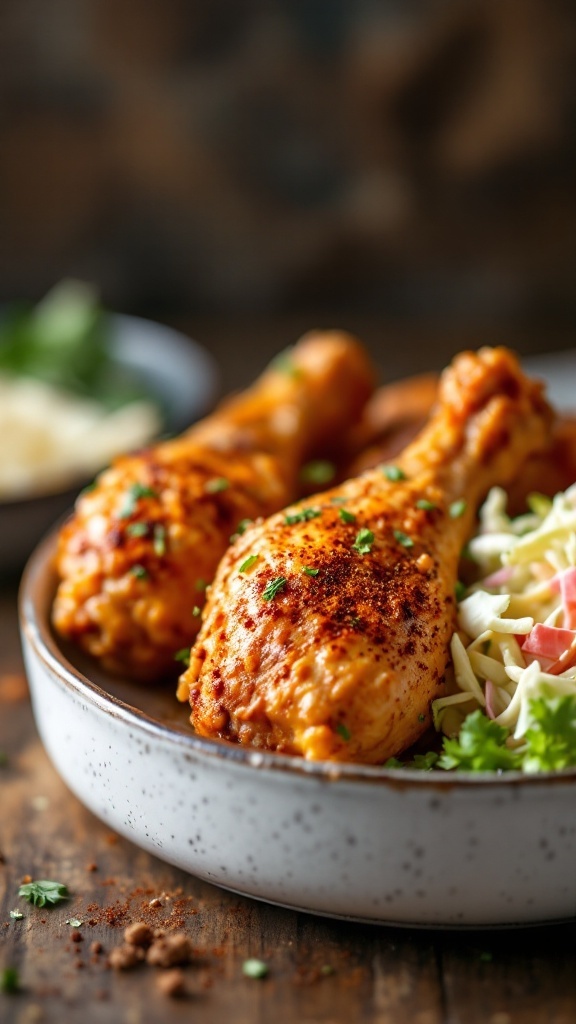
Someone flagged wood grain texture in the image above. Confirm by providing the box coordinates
[1,583,576,1024]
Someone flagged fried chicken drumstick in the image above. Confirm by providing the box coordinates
[180,348,552,763]
[52,332,375,679]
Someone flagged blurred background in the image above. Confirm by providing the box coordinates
[0,0,575,388]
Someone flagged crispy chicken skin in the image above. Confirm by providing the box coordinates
[346,377,576,513]
[52,332,375,680]
[181,348,552,763]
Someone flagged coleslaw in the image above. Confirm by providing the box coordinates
[430,484,576,772]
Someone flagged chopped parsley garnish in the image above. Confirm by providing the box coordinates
[272,351,302,379]
[416,499,436,511]
[66,918,83,928]
[130,564,149,579]
[330,495,347,505]
[1,967,19,994]
[242,958,269,979]
[262,576,287,601]
[393,529,414,548]
[336,722,351,741]
[300,460,335,486]
[195,578,208,591]
[153,524,166,555]
[239,554,259,573]
[126,521,149,538]
[19,880,68,908]
[449,499,467,519]
[350,615,361,629]
[192,606,201,617]
[382,465,406,482]
[79,480,97,497]
[418,713,426,722]
[284,507,322,525]
[438,712,520,772]
[454,580,467,601]
[119,483,158,518]
[230,518,252,542]
[385,751,439,770]
[302,566,319,576]
[339,508,356,524]
[205,477,229,494]
[352,528,374,555]
[174,647,191,665]
[9,910,23,920]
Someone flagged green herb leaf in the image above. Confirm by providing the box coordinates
[383,757,405,769]
[174,647,191,665]
[130,564,149,580]
[1,967,19,993]
[242,958,269,979]
[66,918,83,928]
[239,554,259,573]
[416,499,436,511]
[230,518,253,542]
[262,576,287,601]
[126,521,149,538]
[352,528,374,555]
[284,507,322,525]
[339,508,356,524]
[302,566,319,577]
[393,529,414,548]
[449,499,467,519]
[454,580,467,601]
[300,460,335,486]
[205,477,229,494]
[271,350,302,379]
[195,578,208,591]
[192,606,202,617]
[411,751,439,770]
[438,711,520,772]
[9,910,23,920]
[19,880,69,908]
[119,483,158,518]
[522,695,576,772]
[335,722,351,741]
[382,465,406,482]
[153,524,166,556]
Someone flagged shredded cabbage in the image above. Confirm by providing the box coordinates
[432,485,576,771]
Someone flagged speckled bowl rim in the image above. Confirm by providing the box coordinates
[19,529,576,792]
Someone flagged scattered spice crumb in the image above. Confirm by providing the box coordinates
[108,944,144,971]
[146,933,194,967]
[86,862,98,872]
[156,968,186,998]
[71,930,83,944]
[148,898,162,908]
[90,941,103,955]
[124,922,153,948]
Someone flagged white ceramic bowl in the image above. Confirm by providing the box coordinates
[19,532,576,928]
[0,315,217,574]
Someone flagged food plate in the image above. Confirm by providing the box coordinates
[0,314,218,574]
[18,349,576,928]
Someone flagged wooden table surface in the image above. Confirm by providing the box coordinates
[1,319,575,1023]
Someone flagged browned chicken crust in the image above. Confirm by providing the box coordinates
[181,348,552,763]
[346,376,576,513]
[52,332,375,680]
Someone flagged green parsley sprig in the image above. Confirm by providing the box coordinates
[18,880,68,908]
